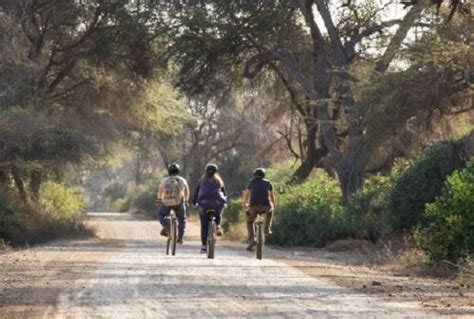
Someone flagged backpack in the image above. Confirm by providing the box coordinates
[162,177,183,207]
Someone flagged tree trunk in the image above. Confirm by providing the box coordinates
[0,170,8,192]
[337,150,368,203]
[11,166,28,203]
[135,152,142,186]
[29,170,42,202]
[292,119,330,182]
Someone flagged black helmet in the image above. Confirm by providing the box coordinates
[205,163,218,175]
[168,163,180,175]
[253,167,266,178]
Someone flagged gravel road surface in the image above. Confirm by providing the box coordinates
[0,212,437,318]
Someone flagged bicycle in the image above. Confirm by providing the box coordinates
[206,208,217,259]
[254,212,266,260]
[165,208,178,256]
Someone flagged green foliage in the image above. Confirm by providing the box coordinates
[103,182,128,203]
[414,161,474,263]
[347,174,394,241]
[133,188,157,218]
[389,141,466,230]
[266,160,299,188]
[224,139,470,248]
[39,182,86,221]
[268,173,350,247]
[0,196,23,243]
[1,190,89,246]
[222,199,246,231]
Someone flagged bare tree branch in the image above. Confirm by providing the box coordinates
[374,5,424,74]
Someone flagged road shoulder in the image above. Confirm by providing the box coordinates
[262,244,474,318]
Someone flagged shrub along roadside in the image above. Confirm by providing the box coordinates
[389,140,466,230]
[222,138,472,261]
[345,174,395,242]
[133,188,158,218]
[414,161,474,264]
[267,173,352,247]
[0,182,90,246]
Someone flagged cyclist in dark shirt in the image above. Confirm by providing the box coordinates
[242,168,275,251]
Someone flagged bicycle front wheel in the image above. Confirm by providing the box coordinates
[207,220,216,259]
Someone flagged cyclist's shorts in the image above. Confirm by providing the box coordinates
[248,205,272,215]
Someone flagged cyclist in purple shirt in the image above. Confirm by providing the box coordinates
[193,163,227,253]
[242,168,276,251]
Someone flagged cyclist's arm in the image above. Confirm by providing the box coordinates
[156,181,164,202]
[269,190,276,209]
[221,185,227,196]
[192,183,200,205]
[242,189,250,208]
[183,179,190,203]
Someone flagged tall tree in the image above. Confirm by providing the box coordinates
[156,0,472,201]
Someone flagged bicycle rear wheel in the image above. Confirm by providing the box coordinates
[171,218,177,256]
[256,222,264,260]
[207,219,216,259]
[166,237,171,255]
[165,218,171,255]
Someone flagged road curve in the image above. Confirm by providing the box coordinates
[0,212,436,318]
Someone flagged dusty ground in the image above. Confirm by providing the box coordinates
[264,245,474,318]
[0,212,468,318]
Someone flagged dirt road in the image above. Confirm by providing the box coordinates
[1,212,438,318]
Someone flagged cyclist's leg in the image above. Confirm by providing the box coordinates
[198,205,208,246]
[214,203,223,226]
[214,202,224,236]
[246,207,257,242]
[176,202,187,240]
[158,204,171,227]
[264,206,273,234]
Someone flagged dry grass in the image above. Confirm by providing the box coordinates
[326,238,376,254]
[391,247,474,282]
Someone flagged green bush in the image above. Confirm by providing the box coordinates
[133,188,157,217]
[1,187,90,246]
[389,141,466,230]
[103,182,128,203]
[347,174,394,241]
[268,173,351,247]
[414,161,474,263]
[39,181,86,221]
[222,198,246,231]
[266,160,299,187]
[0,196,24,244]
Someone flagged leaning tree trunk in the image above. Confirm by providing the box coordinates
[29,170,42,202]
[292,119,330,182]
[292,119,318,182]
[11,166,28,203]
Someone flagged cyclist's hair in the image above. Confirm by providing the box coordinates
[200,172,224,188]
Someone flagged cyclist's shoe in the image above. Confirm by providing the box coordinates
[177,238,184,244]
[246,240,257,251]
[200,245,207,253]
[216,225,223,237]
[264,227,272,236]
[160,227,169,237]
